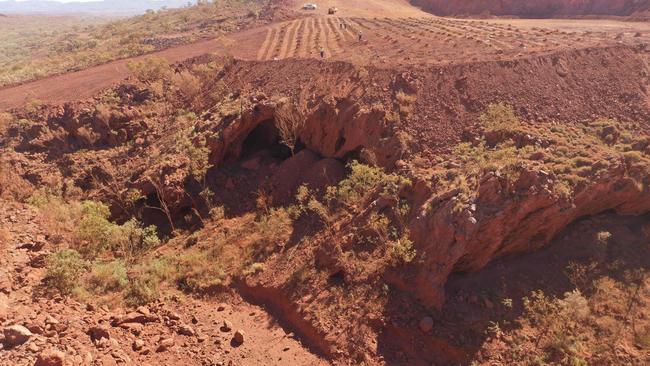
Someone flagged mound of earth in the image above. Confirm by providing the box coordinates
[2,34,650,363]
[412,0,650,17]
[1,1,650,365]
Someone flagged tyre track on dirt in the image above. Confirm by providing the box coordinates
[260,26,278,60]
[276,21,294,59]
[265,24,282,60]
[257,26,275,60]
[340,18,359,40]
[289,19,306,58]
[280,20,300,59]
[313,17,324,57]
[323,17,344,57]
[300,17,315,58]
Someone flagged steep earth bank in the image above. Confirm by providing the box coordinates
[3,42,650,364]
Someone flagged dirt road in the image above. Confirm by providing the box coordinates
[2,0,649,111]
[0,38,230,110]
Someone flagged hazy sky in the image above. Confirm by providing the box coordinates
[0,1,102,2]
[0,0,175,3]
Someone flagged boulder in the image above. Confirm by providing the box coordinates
[233,330,245,344]
[220,320,232,332]
[132,339,145,351]
[87,325,110,343]
[34,349,65,366]
[178,323,195,336]
[156,337,174,352]
[3,325,32,347]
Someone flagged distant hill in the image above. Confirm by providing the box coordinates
[0,0,196,15]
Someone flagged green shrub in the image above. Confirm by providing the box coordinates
[177,134,212,183]
[395,90,417,115]
[327,161,411,205]
[141,257,177,282]
[388,233,417,265]
[127,56,171,82]
[124,275,159,306]
[176,251,225,292]
[74,200,114,256]
[254,207,292,256]
[45,249,88,295]
[624,151,643,164]
[87,260,128,294]
[479,102,520,132]
[111,218,160,258]
[74,201,159,258]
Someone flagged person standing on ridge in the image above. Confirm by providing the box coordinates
[358,30,363,42]
[320,46,325,58]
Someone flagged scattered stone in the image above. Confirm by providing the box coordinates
[87,325,110,343]
[118,322,144,335]
[34,349,65,366]
[113,311,157,325]
[111,350,131,363]
[220,320,232,332]
[45,315,59,325]
[419,316,434,333]
[25,322,44,335]
[233,330,245,344]
[3,324,32,346]
[28,342,40,352]
[132,339,145,351]
[29,253,49,268]
[216,304,226,312]
[178,323,196,336]
[157,337,175,352]
[136,306,151,317]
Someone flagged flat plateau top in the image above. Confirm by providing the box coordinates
[225,14,650,67]
[2,0,650,109]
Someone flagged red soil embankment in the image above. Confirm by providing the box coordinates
[0,38,229,111]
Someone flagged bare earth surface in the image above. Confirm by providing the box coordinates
[1,0,649,110]
[0,201,328,366]
[2,1,650,365]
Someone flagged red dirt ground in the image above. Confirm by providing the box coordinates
[2,1,650,365]
[2,0,650,110]
[0,201,328,366]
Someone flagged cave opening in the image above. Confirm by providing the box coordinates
[241,118,298,160]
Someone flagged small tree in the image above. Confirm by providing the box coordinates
[274,100,305,156]
[146,175,175,232]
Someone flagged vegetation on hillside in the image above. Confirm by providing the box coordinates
[0,0,265,86]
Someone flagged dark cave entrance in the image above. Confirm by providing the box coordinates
[241,118,297,160]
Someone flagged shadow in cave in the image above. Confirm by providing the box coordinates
[375,212,650,365]
[206,118,297,217]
